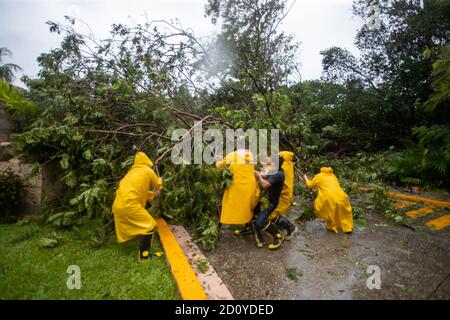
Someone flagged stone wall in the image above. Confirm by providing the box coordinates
[0,104,42,215]
[0,158,42,215]
[40,161,65,208]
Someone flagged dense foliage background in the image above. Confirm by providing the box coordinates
[0,0,449,249]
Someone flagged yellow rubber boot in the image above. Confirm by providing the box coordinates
[139,232,164,261]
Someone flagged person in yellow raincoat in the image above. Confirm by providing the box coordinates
[112,152,163,261]
[216,149,260,226]
[304,167,353,234]
[268,151,297,241]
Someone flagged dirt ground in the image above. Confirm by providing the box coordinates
[204,199,450,300]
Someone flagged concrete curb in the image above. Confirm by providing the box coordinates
[170,225,234,300]
[156,217,207,300]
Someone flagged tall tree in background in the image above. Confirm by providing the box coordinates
[202,0,300,126]
[0,47,22,83]
[321,0,450,133]
[424,44,450,114]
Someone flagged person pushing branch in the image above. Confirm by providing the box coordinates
[112,152,163,261]
[304,166,353,234]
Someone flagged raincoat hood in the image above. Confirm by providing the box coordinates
[133,152,154,168]
[279,151,294,162]
[320,167,333,174]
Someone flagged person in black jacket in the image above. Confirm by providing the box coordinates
[252,156,287,250]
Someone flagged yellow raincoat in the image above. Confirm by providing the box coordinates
[112,152,163,243]
[270,151,295,220]
[216,150,260,225]
[305,167,353,233]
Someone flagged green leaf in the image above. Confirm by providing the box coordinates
[83,150,93,160]
[286,267,302,281]
[38,237,58,248]
[72,132,83,141]
[60,154,70,170]
[112,80,122,91]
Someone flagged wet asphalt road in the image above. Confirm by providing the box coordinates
[204,206,450,300]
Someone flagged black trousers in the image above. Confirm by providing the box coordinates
[253,202,278,230]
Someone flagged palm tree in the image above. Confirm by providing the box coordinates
[0,47,22,83]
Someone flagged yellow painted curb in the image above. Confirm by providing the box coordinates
[156,218,207,300]
[394,201,415,209]
[170,225,234,300]
[406,206,435,218]
[385,192,450,208]
[360,188,450,208]
[426,215,450,231]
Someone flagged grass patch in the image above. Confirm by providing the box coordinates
[0,222,179,299]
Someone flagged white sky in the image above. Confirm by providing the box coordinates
[0,0,364,88]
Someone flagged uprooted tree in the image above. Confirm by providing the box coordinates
[5,0,303,249]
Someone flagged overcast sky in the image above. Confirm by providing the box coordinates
[0,0,364,88]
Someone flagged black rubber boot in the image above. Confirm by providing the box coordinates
[139,232,163,261]
[275,216,297,240]
[263,222,285,250]
[251,221,265,248]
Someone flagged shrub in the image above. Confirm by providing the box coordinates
[386,125,450,189]
[0,170,26,221]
